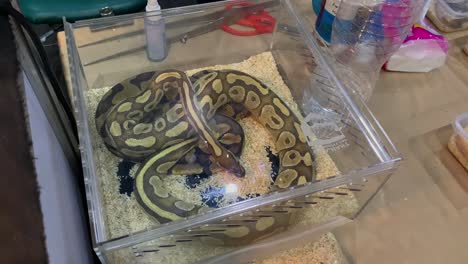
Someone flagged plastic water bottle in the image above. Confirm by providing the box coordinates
[330,0,427,100]
[145,0,167,62]
[313,0,341,42]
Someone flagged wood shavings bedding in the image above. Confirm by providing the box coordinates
[83,52,358,263]
[252,232,347,264]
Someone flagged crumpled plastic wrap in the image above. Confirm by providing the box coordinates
[384,23,449,72]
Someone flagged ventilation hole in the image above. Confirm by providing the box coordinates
[207,229,226,232]
[317,196,334,200]
[241,219,258,222]
[224,224,243,227]
[329,192,348,196]
[142,249,159,253]
[191,234,210,238]
[175,239,192,243]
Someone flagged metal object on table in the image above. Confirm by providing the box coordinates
[79,0,278,48]
[100,6,114,17]
[40,30,54,43]
[89,6,134,32]
[82,20,221,66]
[82,0,295,66]
[83,23,300,66]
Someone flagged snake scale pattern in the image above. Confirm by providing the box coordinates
[96,69,316,245]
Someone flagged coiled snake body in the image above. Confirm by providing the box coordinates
[96,69,316,245]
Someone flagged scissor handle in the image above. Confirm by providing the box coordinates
[222,2,276,36]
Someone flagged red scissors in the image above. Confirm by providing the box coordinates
[222,2,276,36]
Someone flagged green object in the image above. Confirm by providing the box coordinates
[18,0,147,24]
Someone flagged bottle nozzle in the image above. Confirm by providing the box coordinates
[146,0,161,12]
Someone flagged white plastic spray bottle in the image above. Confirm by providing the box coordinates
[145,0,167,61]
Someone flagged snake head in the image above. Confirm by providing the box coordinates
[223,152,245,177]
[229,163,245,178]
[214,153,245,178]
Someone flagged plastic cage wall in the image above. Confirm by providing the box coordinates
[65,0,401,263]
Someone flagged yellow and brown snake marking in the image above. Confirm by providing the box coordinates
[161,138,185,149]
[127,110,144,120]
[224,226,250,238]
[194,71,218,96]
[122,120,136,130]
[297,176,307,185]
[276,169,298,188]
[143,89,164,112]
[155,71,182,83]
[135,90,152,104]
[121,148,154,157]
[212,79,223,94]
[174,201,195,211]
[171,164,204,175]
[117,102,132,113]
[255,217,275,231]
[156,161,178,174]
[260,105,284,130]
[164,121,189,138]
[276,131,296,151]
[95,69,316,246]
[154,118,166,132]
[220,104,236,117]
[198,94,229,119]
[133,123,153,135]
[226,73,269,95]
[228,86,246,103]
[273,98,290,116]
[245,91,261,110]
[166,104,185,123]
[294,122,307,143]
[109,121,122,137]
[281,150,303,167]
[218,133,242,145]
[125,137,156,148]
[149,176,169,198]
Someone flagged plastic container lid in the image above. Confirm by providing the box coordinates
[452,112,468,141]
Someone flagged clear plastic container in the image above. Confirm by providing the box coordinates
[449,112,468,170]
[331,0,426,99]
[431,0,468,32]
[335,0,424,23]
[333,19,410,40]
[65,1,401,263]
[452,112,468,141]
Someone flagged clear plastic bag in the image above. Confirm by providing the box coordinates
[384,22,449,72]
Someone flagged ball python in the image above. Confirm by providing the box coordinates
[96,69,316,245]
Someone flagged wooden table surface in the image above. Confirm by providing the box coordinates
[334,28,468,264]
[58,3,468,262]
